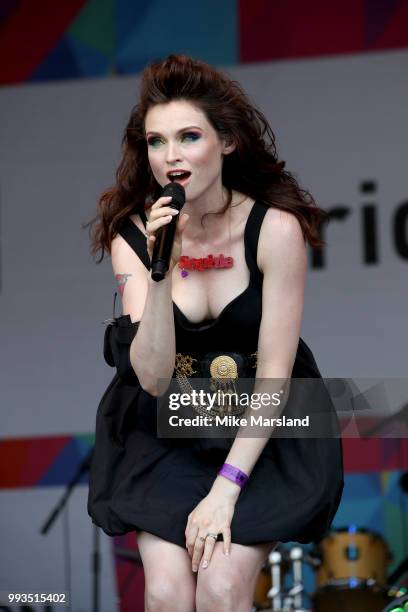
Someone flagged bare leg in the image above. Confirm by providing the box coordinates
[137,531,197,612]
[196,539,278,612]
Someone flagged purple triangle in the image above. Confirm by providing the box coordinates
[366,0,403,47]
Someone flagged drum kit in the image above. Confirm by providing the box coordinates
[252,526,408,612]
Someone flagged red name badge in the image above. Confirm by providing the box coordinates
[178,254,234,271]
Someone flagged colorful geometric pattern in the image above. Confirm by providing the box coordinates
[0,0,237,85]
[2,436,407,488]
[1,0,407,85]
[0,433,93,487]
[1,435,407,610]
[240,0,408,63]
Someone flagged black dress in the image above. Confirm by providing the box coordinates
[87,199,344,548]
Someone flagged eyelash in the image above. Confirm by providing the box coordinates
[147,132,200,147]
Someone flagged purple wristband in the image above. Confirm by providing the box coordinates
[218,463,249,488]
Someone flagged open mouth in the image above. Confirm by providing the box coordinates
[167,171,192,185]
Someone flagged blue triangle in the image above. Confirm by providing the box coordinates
[115,0,153,48]
[71,436,94,484]
[39,438,84,486]
[75,433,94,453]
[116,54,153,75]
[30,36,81,82]
[115,0,237,75]
[66,34,110,76]
[363,505,385,534]
[343,472,381,498]
[332,498,381,530]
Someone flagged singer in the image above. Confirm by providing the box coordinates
[87,54,344,611]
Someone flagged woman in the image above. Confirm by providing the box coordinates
[86,54,344,611]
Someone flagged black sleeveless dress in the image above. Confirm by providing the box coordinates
[87,200,344,548]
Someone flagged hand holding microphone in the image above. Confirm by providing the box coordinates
[146,183,189,281]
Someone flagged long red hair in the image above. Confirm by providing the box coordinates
[83,53,328,263]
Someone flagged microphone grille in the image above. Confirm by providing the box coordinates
[162,182,186,209]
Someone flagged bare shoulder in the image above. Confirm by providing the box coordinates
[111,213,147,269]
[258,207,306,273]
[110,213,149,321]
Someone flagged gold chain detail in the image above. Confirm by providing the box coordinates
[175,371,245,419]
[175,353,197,377]
[174,353,248,419]
[173,352,258,419]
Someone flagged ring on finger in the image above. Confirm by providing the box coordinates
[200,534,218,569]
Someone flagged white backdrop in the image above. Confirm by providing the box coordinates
[0,49,407,610]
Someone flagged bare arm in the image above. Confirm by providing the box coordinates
[210,208,307,499]
[131,274,176,395]
[111,200,189,395]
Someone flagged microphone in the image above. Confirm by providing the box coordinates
[151,182,186,282]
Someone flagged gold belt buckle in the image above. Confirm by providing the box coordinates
[174,352,247,419]
[209,355,238,379]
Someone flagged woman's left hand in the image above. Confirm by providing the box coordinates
[185,484,239,572]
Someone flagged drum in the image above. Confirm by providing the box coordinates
[314,586,391,611]
[382,591,408,611]
[313,526,393,612]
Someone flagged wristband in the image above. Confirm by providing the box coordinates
[218,463,249,488]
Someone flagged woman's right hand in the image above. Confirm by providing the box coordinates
[145,195,189,273]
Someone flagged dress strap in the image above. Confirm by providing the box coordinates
[118,203,267,276]
[119,216,150,270]
[245,200,269,282]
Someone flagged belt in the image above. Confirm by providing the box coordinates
[174,351,258,379]
[173,351,258,419]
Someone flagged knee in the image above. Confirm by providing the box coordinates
[196,569,251,611]
[145,574,195,612]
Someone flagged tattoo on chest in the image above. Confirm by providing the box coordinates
[115,273,133,297]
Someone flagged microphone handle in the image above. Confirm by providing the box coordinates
[151,214,178,282]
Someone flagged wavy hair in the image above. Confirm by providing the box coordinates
[83,53,328,262]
